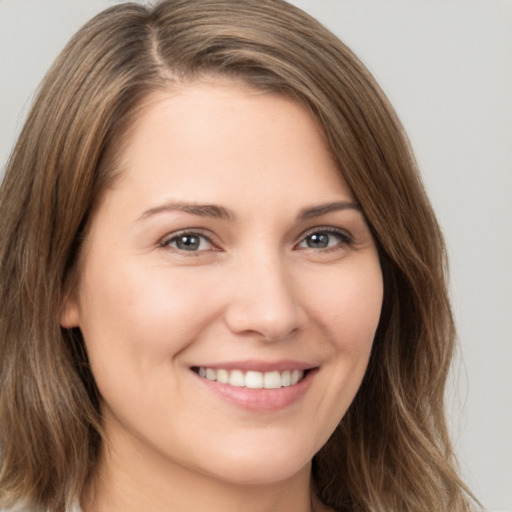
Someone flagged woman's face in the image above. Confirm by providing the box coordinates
[62,80,383,486]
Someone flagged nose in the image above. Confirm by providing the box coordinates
[223,252,303,342]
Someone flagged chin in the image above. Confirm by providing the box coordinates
[194,443,314,486]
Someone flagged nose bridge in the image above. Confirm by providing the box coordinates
[225,246,301,341]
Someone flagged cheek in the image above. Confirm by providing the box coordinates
[76,261,222,432]
[308,260,383,353]
[297,259,383,448]
[77,260,219,371]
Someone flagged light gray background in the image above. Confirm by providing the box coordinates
[1,1,511,511]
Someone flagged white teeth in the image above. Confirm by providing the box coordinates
[229,370,245,387]
[196,367,305,389]
[291,369,301,385]
[245,371,263,389]
[205,368,217,381]
[217,369,229,384]
[263,371,281,389]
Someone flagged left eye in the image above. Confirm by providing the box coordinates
[162,232,214,252]
[297,230,350,250]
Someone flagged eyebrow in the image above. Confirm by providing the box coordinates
[297,201,361,221]
[138,202,234,221]
[137,200,360,223]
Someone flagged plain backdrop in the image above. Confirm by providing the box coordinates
[0,1,511,511]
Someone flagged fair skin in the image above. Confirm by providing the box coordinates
[61,80,383,512]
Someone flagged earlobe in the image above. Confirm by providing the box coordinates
[60,294,80,328]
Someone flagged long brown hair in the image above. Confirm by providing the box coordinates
[0,1,473,511]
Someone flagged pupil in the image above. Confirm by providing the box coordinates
[307,233,328,248]
[177,235,200,251]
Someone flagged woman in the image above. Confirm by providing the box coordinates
[0,1,475,511]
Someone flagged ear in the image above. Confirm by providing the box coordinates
[60,293,80,328]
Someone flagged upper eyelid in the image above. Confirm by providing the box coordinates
[297,226,353,242]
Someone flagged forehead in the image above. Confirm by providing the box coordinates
[111,79,344,197]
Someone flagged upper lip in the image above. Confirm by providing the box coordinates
[190,359,317,373]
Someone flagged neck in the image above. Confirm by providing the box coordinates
[81,430,317,512]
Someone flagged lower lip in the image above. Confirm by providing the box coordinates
[192,369,317,412]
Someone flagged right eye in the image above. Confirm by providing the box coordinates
[160,231,215,252]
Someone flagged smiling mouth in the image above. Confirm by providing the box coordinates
[192,367,307,389]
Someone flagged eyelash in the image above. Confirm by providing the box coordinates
[159,227,353,254]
